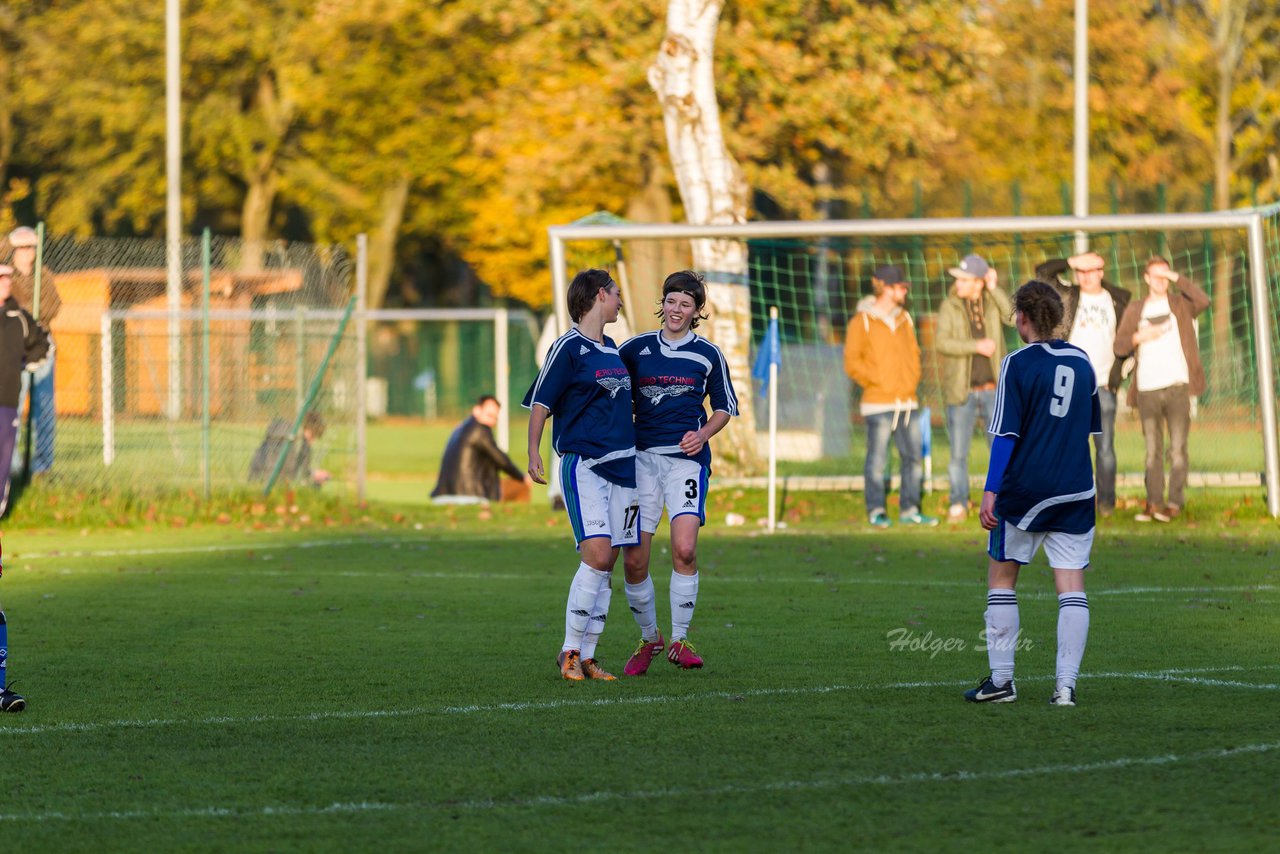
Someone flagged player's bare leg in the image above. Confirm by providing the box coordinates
[1051,567,1088,706]
[622,533,664,675]
[965,558,1020,702]
[667,515,703,669]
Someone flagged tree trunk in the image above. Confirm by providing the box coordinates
[366,176,411,310]
[240,168,278,273]
[623,165,685,332]
[239,70,294,273]
[650,0,758,472]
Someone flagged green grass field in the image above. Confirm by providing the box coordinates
[0,491,1276,850]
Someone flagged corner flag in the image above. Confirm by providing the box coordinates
[752,313,781,395]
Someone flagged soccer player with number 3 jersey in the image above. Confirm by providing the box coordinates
[618,271,738,674]
[965,280,1101,708]
[524,269,639,682]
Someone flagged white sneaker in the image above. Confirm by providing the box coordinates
[1048,686,1077,707]
[948,503,967,521]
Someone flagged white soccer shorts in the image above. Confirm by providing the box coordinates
[988,520,1095,569]
[635,450,708,535]
[560,452,640,549]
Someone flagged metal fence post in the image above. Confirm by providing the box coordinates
[101,311,114,466]
[201,228,211,499]
[356,234,368,502]
[495,306,510,451]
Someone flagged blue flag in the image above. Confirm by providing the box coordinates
[752,314,781,394]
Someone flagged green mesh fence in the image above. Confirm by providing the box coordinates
[19,232,357,500]
[569,208,1280,481]
[367,313,539,420]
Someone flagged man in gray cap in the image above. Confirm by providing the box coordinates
[935,254,1014,522]
[5,227,60,475]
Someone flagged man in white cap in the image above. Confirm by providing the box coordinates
[936,254,1015,522]
[5,227,60,475]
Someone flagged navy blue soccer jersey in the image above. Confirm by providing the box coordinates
[988,341,1102,534]
[522,328,636,487]
[619,329,739,469]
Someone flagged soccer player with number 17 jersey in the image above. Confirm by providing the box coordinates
[618,271,738,674]
[966,280,1100,708]
[524,269,639,682]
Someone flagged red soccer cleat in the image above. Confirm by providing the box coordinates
[623,633,666,676]
[667,639,703,669]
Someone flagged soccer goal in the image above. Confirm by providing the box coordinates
[547,206,1280,518]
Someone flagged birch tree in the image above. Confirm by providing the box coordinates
[650,0,757,469]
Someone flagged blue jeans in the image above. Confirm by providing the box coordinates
[864,410,923,516]
[1094,388,1117,510]
[11,352,55,476]
[0,406,18,515]
[946,389,997,508]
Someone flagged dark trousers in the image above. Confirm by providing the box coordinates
[1136,384,1191,510]
[0,406,18,516]
[1094,388,1117,510]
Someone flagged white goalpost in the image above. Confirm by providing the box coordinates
[547,210,1280,519]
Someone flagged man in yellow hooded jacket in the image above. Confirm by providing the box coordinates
[844,264,937,529]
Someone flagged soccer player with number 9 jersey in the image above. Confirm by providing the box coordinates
[618,271,738,674]
[965,280,1101,708]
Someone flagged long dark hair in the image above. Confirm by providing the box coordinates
[1014,280,1065,340]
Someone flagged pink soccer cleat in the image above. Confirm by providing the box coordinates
[623,633,666,676]
[667,639,703,669]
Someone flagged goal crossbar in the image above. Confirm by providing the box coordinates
[547,208,1280,518]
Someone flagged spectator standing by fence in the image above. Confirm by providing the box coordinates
[843,264,936,528]
[0,264,52,516]
[1035,253,1131,517]
[936,254,1014,522]
[1114,257,1210,522]
[5,227,60,476]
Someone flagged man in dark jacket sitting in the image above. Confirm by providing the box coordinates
[431,395,529,503]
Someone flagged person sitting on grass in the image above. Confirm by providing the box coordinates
[431,395,530,504]
[249,411,330,488]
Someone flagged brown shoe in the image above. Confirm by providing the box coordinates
[557,649,585,681]
[581,658,617,681]
[1162,504,1182,520]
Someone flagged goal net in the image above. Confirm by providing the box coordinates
[547,206,1280,517]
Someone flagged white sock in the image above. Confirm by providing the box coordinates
[1056,593,1090,690]
[625,576,660,642]
[984,588,1019,685]
[670,571,699,641]
[580,573,613,661]
[564,562,607,652]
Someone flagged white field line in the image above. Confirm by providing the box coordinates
[20,554,1276,600]
[13,537,433,561]
[2,665,1275,739]
[0,740,1275,824]
[13,539,1276,599]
